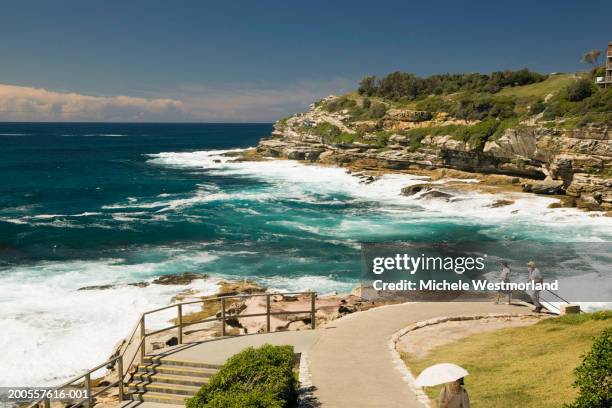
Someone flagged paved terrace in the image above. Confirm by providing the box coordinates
[122,301,531,408]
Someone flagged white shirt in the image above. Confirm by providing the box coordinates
[528,267,543,283]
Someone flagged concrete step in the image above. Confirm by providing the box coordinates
[128,382,201,396]
[143,356,221,369]
[138,364,218,378]
[132,372,210,387]
[130,391,188,405]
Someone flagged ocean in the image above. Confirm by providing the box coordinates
[1,123,610,386]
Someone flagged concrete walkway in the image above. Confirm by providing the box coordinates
[120,301,531,408]
[149,329,320,365]
[307,301,530,407]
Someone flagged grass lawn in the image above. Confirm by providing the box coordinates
[402,312,612,408]
[497,73,576,98]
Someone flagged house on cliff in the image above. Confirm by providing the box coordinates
[595,42,612,88]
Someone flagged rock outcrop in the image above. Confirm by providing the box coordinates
[255,100,611,212]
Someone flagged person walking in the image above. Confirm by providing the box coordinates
[495,261,512,305]
[528,261,543,313]
[438,378,470,408]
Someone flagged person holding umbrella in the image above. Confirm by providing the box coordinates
[414,363,470,408]
[438,377,470,408]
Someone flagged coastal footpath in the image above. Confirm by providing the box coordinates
[253,72,612,213]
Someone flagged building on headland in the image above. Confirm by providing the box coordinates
[595,42,612,88]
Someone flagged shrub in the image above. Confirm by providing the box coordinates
[491,117,519,139]
[582,87,612,112]
[310,122,341,143]
[203,390,282,408]
[543,87,612,124]
[566,79,594,102]
[453,119,499,148]
[592,66,606,78]
[565,328,612,408]
[186,344,297,408]
[451,93,516,121]
[401,121,499,150]
[368,102,387,119]
[530,99,546,115]
[402,127,430,151]
[323,96,357,112]
[336,132,356,144]
[415,96,454,113]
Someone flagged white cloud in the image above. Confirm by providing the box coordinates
[175,78,354,122]
[0,84,186,122]
[0,78,354,122]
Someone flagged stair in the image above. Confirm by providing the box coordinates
[127,357,221,405]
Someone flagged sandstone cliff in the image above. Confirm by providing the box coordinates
[256,98,612,212]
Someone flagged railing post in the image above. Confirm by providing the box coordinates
[140,315,146,362]
[310,292,316,329]
[177,304,183,344]
[117,355,124,401]
[221,298,226,337]
[266,294,271,333]
[85,373,93,408]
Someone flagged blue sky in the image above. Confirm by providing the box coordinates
[0,0,610,122]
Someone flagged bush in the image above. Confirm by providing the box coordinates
[414,96,454,113]
[566,79,594,102]
[323,96,357,112]
[543,87,612,124]
[361,97,371,109]
[309,122,341,143]
[451,93,516,121]
[565,328,612,408]
[203,390,282,408]
[530,99,546,115]
[401,120,500,150]
[186,344,297,408]
[368,102,387,119]
[453,119,499,148]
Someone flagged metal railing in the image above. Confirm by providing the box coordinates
[26,291,317,408]
[540,289,579,314]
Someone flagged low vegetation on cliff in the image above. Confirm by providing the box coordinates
[311,69,611,149]
[259,65,611,212]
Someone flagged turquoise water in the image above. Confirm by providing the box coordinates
[1,123,610,386]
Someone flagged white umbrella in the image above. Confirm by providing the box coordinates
[414,363,469,387]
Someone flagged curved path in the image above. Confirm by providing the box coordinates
[307,301,530,407]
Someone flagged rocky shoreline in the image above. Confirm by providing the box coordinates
[250,98,611,214]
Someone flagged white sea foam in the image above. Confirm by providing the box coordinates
[0,250,220,387]
[0,212,105,227]
[147,149,612,241]
[255,274,356,295]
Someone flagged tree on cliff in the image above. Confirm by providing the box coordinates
[358,76,378,96]
[581,49,602,69]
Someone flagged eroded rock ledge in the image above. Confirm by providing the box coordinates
[254,101,611,213]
